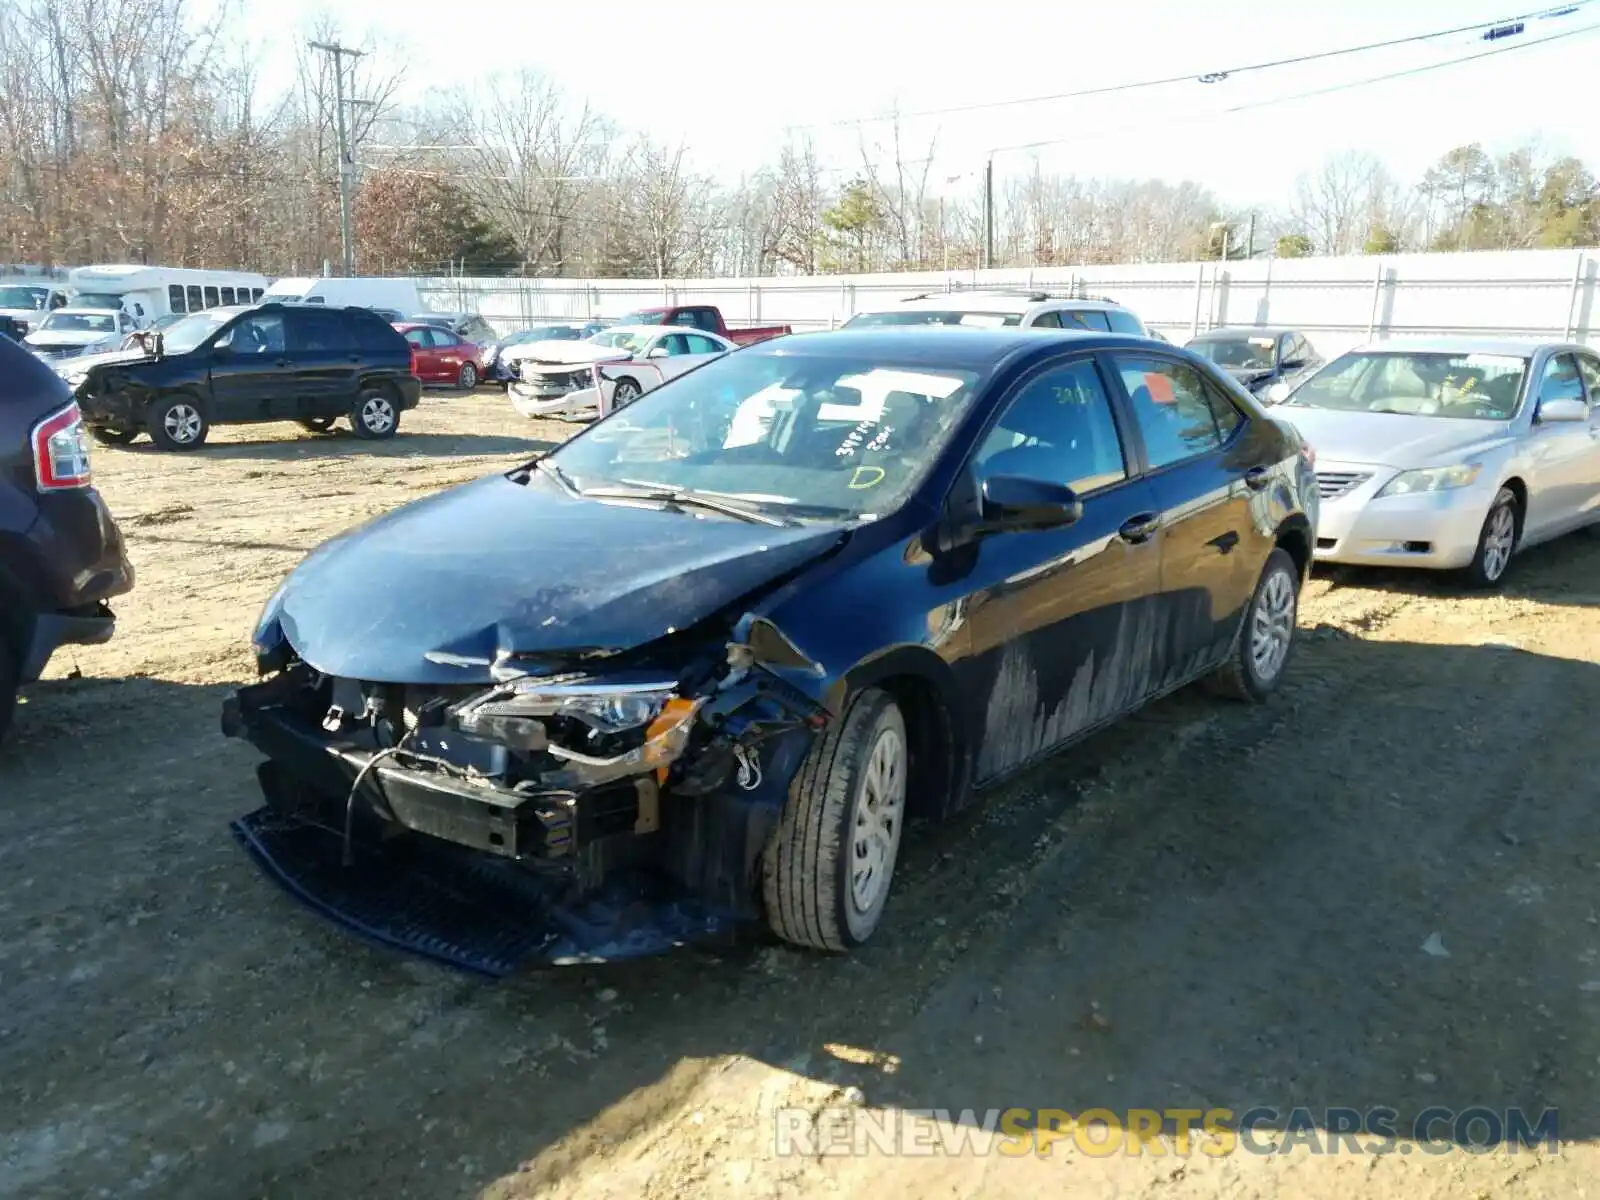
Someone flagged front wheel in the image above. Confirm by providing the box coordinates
[147,396,209,452]
[1466,487,1519,589]
[457,361,479,390]
[762,688,907,951]
[610,377,641,409]
[350,388,399,440]
[1207,547,1300,702]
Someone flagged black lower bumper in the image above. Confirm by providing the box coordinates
[20,604,115,682]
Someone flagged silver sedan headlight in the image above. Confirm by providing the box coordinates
[1376,463,1483,497]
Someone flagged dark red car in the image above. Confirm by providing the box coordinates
[393,322,487,390]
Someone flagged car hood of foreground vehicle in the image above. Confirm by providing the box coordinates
[259,469,849,684]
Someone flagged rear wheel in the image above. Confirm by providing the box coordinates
[89,426,139,446]
[763,688,907,951]
[1207,547,1299,702]
[457,361,479,390]
[147,395,209,452]
[1466,487,1519,589]
[351,387,399,440]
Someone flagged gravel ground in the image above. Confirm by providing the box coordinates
[3,391,1598,1199]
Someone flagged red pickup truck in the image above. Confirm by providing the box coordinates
[613,304,791,347]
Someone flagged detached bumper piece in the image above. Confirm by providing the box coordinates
[232,802,733,978]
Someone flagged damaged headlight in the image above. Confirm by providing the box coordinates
[451,675,704,784]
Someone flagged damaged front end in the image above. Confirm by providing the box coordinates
[222,633,830,971]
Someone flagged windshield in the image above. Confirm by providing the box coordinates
[514,325,582,344]
[160,311,231,355]
[73,292,123,310]
[616,309,667,326]
[1286,351,1528,420]
[1191,336,1277,370]
[546,351,982,519]
[845,310,1023,329]
[0,286,47,310]
[43,312,116,333]
[590,329,652,353]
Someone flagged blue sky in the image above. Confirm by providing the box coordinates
[243,0,1600,206]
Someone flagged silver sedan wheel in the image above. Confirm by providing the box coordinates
[1480,502,1516,582]
[163,402,203,444]
[1250,566,1297,684]
[361,395,396,434]
[849,724,906,927]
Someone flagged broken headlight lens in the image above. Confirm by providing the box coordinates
[454,676,680,742]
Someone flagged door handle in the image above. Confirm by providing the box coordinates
[1118,512,1162,544]
[1243,466,1271,491]
[274,357,292,367]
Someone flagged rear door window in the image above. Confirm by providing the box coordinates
[1577,355,1600,403]
[1112,356,1242,470]
[1104,309,1144,335]
[1029,310,1063,328]
[352,311,406,354]
[288,307,353,352]
[1061,309,1112,332]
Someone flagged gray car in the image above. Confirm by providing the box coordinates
[1269,336,1600,587]
[1186,326,1323,401]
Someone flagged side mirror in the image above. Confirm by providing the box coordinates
[646,346,670,359]
[209,340,230,360]
[1536,396,1587,423]
[980,475,1083,532]
[1264,381,1292,405]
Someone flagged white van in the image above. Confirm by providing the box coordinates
[258,277,422,320]
[0,279,73,334]
[67,265,274,327]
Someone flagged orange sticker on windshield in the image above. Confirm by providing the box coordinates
[1144,372,1176,403]
[849,465,886,490]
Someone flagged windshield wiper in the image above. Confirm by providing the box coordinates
[533,456,580,494]
[579,479,795,527]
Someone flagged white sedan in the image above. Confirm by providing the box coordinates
[1271,337,1600,587]
[508,325,734,420]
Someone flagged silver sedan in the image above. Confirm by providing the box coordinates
[1270,337,1600,587]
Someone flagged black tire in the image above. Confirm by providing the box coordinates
[611,377,641,409]
[89,426,139,446]
[299,416,338,434]
[762,688,908,952]
[0,634,17,745]
[1466,487,1520,589]
[350,387,400,440]
[1207,547,1300,702]
[147,394,209,452]
[457,361,479,390]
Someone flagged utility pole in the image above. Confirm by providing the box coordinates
[308,40,365,277]
[1245,211,1256,259]
[982,156,994,271]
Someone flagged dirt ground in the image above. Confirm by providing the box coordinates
[4,390,1600,1199]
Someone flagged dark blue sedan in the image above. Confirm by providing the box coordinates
[226,327,1318,968]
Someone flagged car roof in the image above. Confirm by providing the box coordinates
[745,326,1157,369]
[1349,335,1576,357]
[871,292,1131,316]
[1189,326,1300,341]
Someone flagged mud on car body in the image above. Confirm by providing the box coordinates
[225,327,1318,956]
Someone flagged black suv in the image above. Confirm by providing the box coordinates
[67,303,423,451]
[1,335,134,741]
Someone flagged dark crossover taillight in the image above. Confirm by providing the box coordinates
[32,401,94,491]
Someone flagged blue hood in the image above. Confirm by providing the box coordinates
[262,470,848,684]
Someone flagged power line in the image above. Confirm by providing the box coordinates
[792,1,1592,130]
[983,19,1600,158]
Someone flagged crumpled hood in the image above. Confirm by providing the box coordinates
[1272,406,1515,469]
[263,470,848,684]
[507,340,632,367]
[58,345,151,375]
